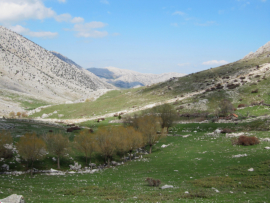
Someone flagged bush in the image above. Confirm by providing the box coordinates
[238,104,246,108]
[236,135,260,146]
[221,128,233,133]
[251,89,258,93]
[22,112,28,118]
[146,178,161,187]
[9,111,15,118]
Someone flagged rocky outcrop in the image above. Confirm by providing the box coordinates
[243,41,270,60]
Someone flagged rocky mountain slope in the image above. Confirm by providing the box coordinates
[0,25,114,116]
[50,51,82,69]
[87,66,186,88]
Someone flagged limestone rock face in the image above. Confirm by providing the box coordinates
[0,25,114,105]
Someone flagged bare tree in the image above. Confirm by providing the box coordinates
[0,130,13,158]
[151,104,177,132]
[45,133,69,169]
[16,133,46,176]
[137,115,162,154]
[219,99,234,117]
[74,130,96,168]
[95,127,118,166]
[125,127,144,160]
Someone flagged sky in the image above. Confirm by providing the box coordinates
[0,0,269,74]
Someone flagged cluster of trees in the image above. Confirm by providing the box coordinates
[0,104,178,173]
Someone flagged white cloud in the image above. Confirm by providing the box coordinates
[100,0,109,4]
[72,22,108,38]
[172,11,185,16]
[177,63,190,67]
[9,25,58,38]
[112,33,120,36]
[0,0,56,23]
[54,13,72,22]
[71,17,84,23]
[58,0,66,3]
[202,60,228,65]
[170,23,178,27]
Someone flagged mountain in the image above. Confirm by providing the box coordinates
[242,41,270,60]
[50,51,82,69]
[87,66,186,88]
[0,25,114,115]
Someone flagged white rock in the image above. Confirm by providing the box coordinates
[0,194,24,203]
[182,134,191,138]
[161,144,170,148]
[261,138,270,142]
[232,154,247,158]
[226,133,245,138]
[185,191,189,194]
[248,168,254,172]
[264,147,270,149]
[161,185,174,189]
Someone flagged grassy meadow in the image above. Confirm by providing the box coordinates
[1,121,270,202]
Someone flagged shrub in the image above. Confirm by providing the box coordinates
[238,104,246,108]
[9,111,15,118]
[221,128,233,133]
[16,112,21,118]
[236,135,260,146]
[251,89,258,93]
[145,178,161,187]
[21,112,28,118]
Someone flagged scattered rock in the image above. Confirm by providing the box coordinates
[161,185,174,189]
[161,144,170,148]
[232,154,247,158]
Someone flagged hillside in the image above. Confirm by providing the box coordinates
[31,41,270,120]
[87,66,186,88]
[0,26,115,116]
[50,51,82,69]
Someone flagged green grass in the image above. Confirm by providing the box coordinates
[1,122,270,202]
[30,88,176,119]
[0,90,50,111]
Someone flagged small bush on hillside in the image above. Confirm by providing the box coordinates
[21,112,28,118]
[221,128,233,133]
[234,135,260,146]
[251,89,258,93]
[9,111,15,118]
[16,112,21,118]
[145,178,161,187]
[238,104,246,108]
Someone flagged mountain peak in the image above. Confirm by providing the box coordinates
[243,41,270,60]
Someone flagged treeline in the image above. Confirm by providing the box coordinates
[0,104,178,174]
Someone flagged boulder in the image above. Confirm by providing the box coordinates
[0,194,25,203]
[160,185,174,189]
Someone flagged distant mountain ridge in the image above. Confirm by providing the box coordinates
[50,51,83,69]
[87,67,186,88]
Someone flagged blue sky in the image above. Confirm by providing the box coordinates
[0,0,269,74]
